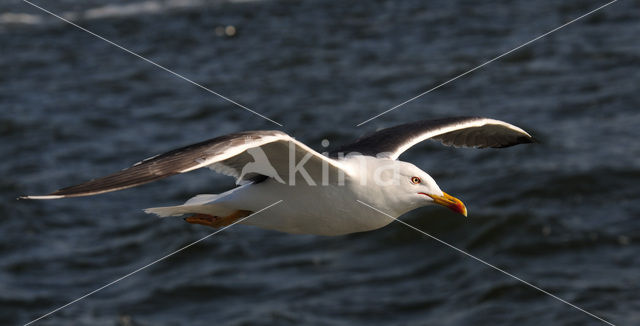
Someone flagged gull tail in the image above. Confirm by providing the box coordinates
[145,194,237,218]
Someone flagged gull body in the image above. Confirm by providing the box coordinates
[23,117,534,236]
[156,157,445,235]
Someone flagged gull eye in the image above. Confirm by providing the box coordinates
[410,176,421,184]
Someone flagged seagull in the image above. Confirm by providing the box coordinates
[22,117,534,236]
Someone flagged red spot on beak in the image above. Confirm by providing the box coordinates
[422,191,467,217]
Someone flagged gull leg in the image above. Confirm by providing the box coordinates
[184,210,253,228]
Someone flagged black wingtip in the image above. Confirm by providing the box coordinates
[491,135,537,148]
[519,136,536,144]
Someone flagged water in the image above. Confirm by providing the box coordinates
[2,0,639,325]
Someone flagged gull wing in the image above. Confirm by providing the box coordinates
[333,117,535,160]
[23,130,345,199]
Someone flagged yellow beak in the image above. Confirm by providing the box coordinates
[426,191,467,217]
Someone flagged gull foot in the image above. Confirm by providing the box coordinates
[184,210,253,228]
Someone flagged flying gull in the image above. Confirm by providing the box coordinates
[22,117,534,236]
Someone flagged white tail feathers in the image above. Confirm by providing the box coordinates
[144,206,191,217]
[183,194,221,205]
[144,202,237,218]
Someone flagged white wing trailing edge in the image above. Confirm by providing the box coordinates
[332,117,535,159]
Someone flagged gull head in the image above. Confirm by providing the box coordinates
[364,159,467,217]
[397,162,467,217]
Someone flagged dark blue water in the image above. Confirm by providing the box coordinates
[2,0,639,325]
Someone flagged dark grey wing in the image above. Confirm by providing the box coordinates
[22,130,291,199]
[332,117,535,159]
